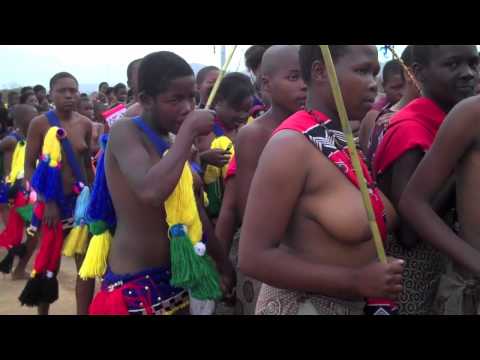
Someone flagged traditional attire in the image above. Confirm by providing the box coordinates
[203,120,234,219]
[434,262,480,315]
[19,110,89,307]
[254,109,395,315]
[365,106,396,170]
[89,117,222,315]
[214,155,263,315]
[0,132,33,274]
[90,266,189,315]
[373,97,450,315]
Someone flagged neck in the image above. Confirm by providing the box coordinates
[306,90,341,130]
[140,111,170,138]
[270,104,293,126]
[54,108,72,121]
[422,91,451,114]
[393,88,419,111]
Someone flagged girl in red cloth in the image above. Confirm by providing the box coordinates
[373,45,479,314]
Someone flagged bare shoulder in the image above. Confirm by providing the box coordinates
[260,129,310,165]
[445,95,480,129]
[109,117,141,148]
[29,113,50,133]
[125,102,142,117]
[30,113,49,127]
[237,121,270,148]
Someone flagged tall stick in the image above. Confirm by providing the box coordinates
[205,45,238,110]
[319,45,387,264]
[384,45,421,94]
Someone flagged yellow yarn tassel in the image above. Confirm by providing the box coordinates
[165,163,202,244]
[78,231,112,279]
[203,136,234,185]
[63,225,89,257]
[42,127,62,167]
[6,141,26,184]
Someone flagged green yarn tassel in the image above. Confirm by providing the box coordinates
[169,224,222,300]
[189,255,222,300]
[205,181,222,218]
[16,204,33,223]
[89,220,108,235]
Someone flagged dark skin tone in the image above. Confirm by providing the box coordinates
[198,70,219,106]
[400,95,480,278]
[114,88,128,104]
[359,73,405,153]
[378,45,479,249]
[359,72,421,153]
[125,102,143,118]
[24,77,95,315]
[0,105,37,229]
[239,45,404,300]
[383,74,405,105]
[127,61,141,103]
[215,45,307,302]
[78,100,102,153]
[359,68,421,154]
[106,75,233,307]
[36,89,50,112]
[197,96,253,169]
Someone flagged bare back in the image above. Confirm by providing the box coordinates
[456,136,480,251]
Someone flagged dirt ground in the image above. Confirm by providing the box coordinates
[0,246,99,315]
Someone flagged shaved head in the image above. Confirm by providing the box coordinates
[261,45,300,77]
[12,104,38,133]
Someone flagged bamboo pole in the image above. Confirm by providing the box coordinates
[319,45,387,264]
[384,45,421,94]
[205,45,238,110]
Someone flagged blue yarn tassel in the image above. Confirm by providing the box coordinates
[31,157,64,204]
[74,186,90,226]
[86,135,116,229]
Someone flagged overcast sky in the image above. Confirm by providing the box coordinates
[0,45,410,91]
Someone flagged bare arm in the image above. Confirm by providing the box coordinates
[390,149,425,248]
[215,177,239,257]
[196,133,214,154]
[0,136,16,153]
[235,126,267,218]
[359,110,379,154]
[239,131,367,299]
[83,119,94,186]
[391,147,456,248]
[24,115,46,185]
[400,98,480,275]
[109,111,213,207]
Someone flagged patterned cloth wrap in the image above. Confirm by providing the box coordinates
[256,284,365,315]
[90,266,189,315]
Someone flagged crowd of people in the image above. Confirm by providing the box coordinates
[0,44,479,316]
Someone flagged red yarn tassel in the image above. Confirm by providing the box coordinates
[33,223,56,274]
[47,222,64,272]
[89,287,129,315]
[0,192,28,249]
